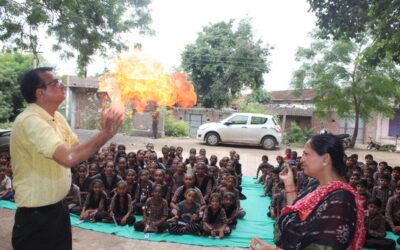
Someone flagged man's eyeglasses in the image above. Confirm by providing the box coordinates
[40,79,64,88]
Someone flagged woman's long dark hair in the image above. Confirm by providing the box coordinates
[309,134,346,177]
[207,193,222,224]
[88,179,107,209]
[222,192,237,218]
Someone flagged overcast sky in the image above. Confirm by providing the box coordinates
[43,0,317,91]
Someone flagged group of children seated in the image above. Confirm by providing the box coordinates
[60,143,245,238]
[255,148,400,250]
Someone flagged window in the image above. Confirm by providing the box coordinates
[251,116,268,124]
[228,115,248,125]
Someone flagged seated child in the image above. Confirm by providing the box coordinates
[371,174,393,212]
[168,188,202,235]
[386,184,400,235]
[134,184,169,233]
[184,148,197,165]
[175,146,183,162]
[255,155,273,181]
[194,162,212,202]
[153,169,171,201]
[222,192,245,229]
[207,166,218,193]
[132,169,153,215]
[349,174,361,189]
[116,157,128,180]
[91,160,122,195]
[209,155,218,168]
[364,198,396,250]
[202,193,230,239]
[172,162,186,193]
[126,169,137,198]
[66,183,81,215]
[0,166,13,200]
[199,148,209,165]
[186,155,197,173]
[73,164,91,201]
[106,181,136,226]
[80,179,108,222]
[268,182,286,219]
[170,173,206,215]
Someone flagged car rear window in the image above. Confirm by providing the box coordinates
[251,116,268,124]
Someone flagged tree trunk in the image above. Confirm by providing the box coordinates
[351,108,360,148]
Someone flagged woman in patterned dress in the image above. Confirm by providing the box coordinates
[250,134,366,250]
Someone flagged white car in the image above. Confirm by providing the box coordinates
[196,113,282,150]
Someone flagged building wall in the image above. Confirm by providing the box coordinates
[72,88,101,129]
[311,112,340,134]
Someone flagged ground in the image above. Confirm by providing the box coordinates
[1,129,399,250]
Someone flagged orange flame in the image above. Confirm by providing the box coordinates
[98,49,197,113]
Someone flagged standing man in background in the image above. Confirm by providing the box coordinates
[10,67,124,250]
[152,108,160,139]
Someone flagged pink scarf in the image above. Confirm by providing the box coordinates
[279,181,365,250]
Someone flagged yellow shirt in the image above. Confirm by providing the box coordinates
[10,103,79,207]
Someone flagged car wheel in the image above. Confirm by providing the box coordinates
[262,136,276,150]
[205,132,220,146]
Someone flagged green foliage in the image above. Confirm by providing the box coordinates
[245,88,271,104]
[237,101,280,123]
[0,0,153,76]
[80,106,134,135]
[0,122,13,129]
[283,122,314,146]
[181,18,271,108]
[307,0,400,65]
[164,114,190,137]
[291,34,400,146]
[0,52,32,122]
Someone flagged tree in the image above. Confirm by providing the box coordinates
[291,35,400,146]
[245,88,271,104]
[0,52,33,122]
[307,0,400,65]
[0,0,152,76]
[181,19,271,108]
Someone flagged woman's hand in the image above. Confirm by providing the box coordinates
[249,237,275,250]
[279,163,295,186]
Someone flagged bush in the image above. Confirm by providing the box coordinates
[164,115,190,137]
[0,122,13,129]
[283,122,314,146]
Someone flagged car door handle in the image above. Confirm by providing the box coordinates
[261,127,268,129]
[242,126,247,128]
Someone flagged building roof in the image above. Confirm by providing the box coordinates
[268,89,315,102]
[66,75,99,89]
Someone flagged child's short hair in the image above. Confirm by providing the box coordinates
[356,179,368,188]
[367,161,378,167]
[165,168,174,175]
[365,154,373,160]
[393,166,400,173]
[379,161,388,167]
[261,155,269,161]
[352,166,362,172]
[209,192,222,202]
[184,188,197,197]
[368,198,382,208]
[350,154,358,160]
[379,174,391,182]
[126,169,136,175]
[227,175,237,184]
[223,192,235,200]
[383,166,393,173]
[117,144,126,150]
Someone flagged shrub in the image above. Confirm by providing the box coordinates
[164,115,190,137]
[283,122,314,146]
[0,122,13,129]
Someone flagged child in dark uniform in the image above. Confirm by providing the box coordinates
[134,184,169,233]
[80,179,108,222]
[203,193,230,239]
[168,188,202,235]
[106,181,136,226]
[132,169,153,215]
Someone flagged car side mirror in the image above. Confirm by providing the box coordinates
[224,121,232,126]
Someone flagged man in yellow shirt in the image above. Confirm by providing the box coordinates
[10,67,123,250]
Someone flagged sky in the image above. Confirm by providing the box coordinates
[43,0,317,91]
